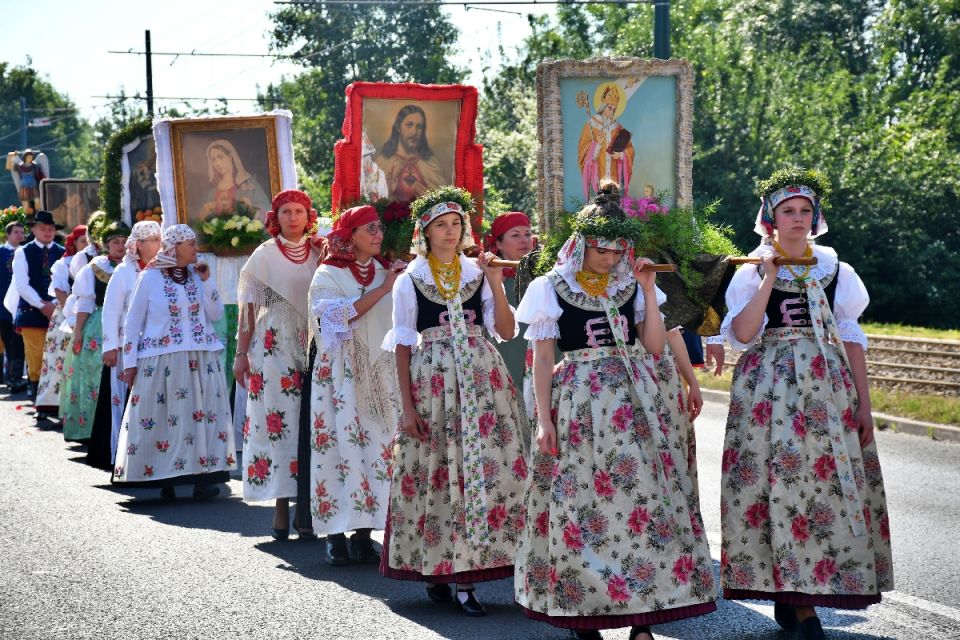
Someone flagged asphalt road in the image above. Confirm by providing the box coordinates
[1,396,959,640]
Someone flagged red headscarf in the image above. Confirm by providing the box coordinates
[483,211,531,277]
[322,205,389,268]
[264,189,318,238]
[64,225,87,257]
[483,211,531,252]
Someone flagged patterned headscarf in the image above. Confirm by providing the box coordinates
[125,220,162,259]
[264,189,318,238]
[152,224,196,269]
[411,201,476,256]
[322,205,387,268]
[754,184,829,239]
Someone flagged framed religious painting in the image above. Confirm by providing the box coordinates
[536,58,694,232]
[39,179,101,232]
[331,82,484,242]
[121,133,162,225]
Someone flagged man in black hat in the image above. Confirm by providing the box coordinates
[12,211,65,398]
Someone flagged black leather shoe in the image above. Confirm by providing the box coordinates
[798,616,827,640]
[774,602,798,630]
[160,486,176,500]
[455,590,486,617]
[271,527,289,541]
[574,631,603,640]
[325,533,351,566]
[425,583,452,603]
[7,380,27,395]
[349,533,381,564]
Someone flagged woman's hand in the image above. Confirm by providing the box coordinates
[72,337,83,356]
[121,367,137,386]
[233,353,249,389]
[102,349,118,367]
[196,261,211,282]
[686,385,703,420]
[759,253,779,281]
[476,251,504,286]
[401,406,429,442]
[855,404,875,447]
[380,261,405,292]
[536,420,558,457]
[632,256,657,292]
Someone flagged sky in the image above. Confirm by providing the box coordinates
[1,0,553,125]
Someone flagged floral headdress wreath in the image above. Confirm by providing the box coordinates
[409,186,477,257]
[97,219,132,245]
[554,205,645,293]
[754,167,832,240]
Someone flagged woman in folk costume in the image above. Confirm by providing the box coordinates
[100,220,162,467]
[69,211,105,279]
[514,182,716,640]
[308,204,404,565]
[234,189,320,539]
[381,188,529,616]
[720,168,892,640]
[34,225,88,420]
[62,221,130,447]
[483,211,534,391]
[113,224,235,499]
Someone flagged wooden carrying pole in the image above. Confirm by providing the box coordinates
[729,256,818,266]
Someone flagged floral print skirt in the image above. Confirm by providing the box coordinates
[382,327,528,583]
[61,308,104,442]
[309,341,397,535]
[515,345,716,630]
[113,350,236,484]
[721,329,893,608]
[34,305,70,413]
[241,318,307,502]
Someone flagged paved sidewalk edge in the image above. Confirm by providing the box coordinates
[701,388,960,444]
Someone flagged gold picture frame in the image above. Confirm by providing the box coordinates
[169,115,282,225]
[536,57,694,232]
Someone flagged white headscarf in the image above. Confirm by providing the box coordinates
[124,221,162,261]
[152,224,195,269]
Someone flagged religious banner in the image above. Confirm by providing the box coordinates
[331,82,484,244]
[536,57,694,232]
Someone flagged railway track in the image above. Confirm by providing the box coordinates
[721,334,960,395]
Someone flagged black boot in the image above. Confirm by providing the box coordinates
[798,616,827,640]
[774,602,798,630]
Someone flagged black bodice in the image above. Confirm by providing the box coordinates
[412,275,485,332]
[762,264,839,330]
[555,282,638,352]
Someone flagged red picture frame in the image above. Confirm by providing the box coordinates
[332,82,484,244]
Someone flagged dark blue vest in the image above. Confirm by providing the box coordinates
[0,246,15,323]
[15,242,65,329]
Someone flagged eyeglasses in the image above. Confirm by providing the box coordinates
[358,222,385,235]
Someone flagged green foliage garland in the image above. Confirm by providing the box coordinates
[99,118,154,222]
[409,185,476,220]
[756,166,832,204]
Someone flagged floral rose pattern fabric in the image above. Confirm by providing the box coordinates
[241,305,306,502]
[35,305,71,410]
[721,278,893,601]
[61,308,106,441]
[514,344,715,619]
[113,350,236,482]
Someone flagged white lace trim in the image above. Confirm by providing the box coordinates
[705,335,724,345]
[524,320,561,341]
[406,254,482,289]
[315,289,359,350]
[381,326,420,351]
[750,243,839,282]
[837,319,868,351]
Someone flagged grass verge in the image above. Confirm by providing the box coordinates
[694,370,960,426]
[861,322,960,341]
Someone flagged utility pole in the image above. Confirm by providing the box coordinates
[145,30,154,117]
[19,97,27,149]
[653,0,670,59]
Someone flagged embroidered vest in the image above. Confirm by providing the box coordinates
[550,273,638,352]
[411,274,484,332]
[762,264,839,330]
[16,242,65,329]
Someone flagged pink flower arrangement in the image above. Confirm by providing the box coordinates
[622,196,669,220]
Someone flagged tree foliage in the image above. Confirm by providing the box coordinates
[480,0,960,327]
[263,3,465,206]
